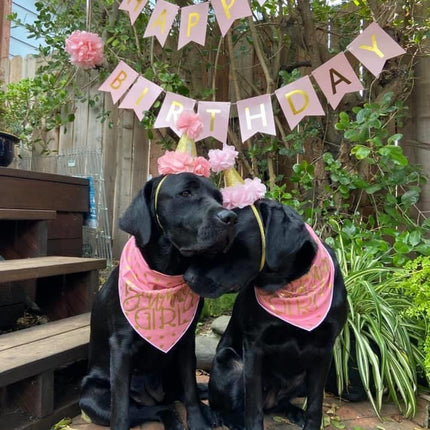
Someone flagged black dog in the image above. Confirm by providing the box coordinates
[185,199,347,430]
[79,173,236,430]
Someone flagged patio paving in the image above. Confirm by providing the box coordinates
[69,375,429,430]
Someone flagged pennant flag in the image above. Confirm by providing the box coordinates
[143,0,179,47]
[347,22,406,78]
[211,0,252,37]
[178,3,209,50]
[119,0,148,25]
[99,61,139,104]
[154,92,196,136]
[237,94,276,142]
[197,101,231,144]
[312,52,363,109]
[275,76,325,130]
[119,77,163,121]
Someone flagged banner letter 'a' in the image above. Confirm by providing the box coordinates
[312,52,363,109]
[144,0,179,47]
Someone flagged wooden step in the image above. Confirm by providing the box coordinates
[0,256,106,283]
[0,313,90,387]
[0,209,57,220]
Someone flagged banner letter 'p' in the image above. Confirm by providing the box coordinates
[187,13,200,36]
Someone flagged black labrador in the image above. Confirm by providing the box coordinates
[184,199,347,430]
[79,173,237,430]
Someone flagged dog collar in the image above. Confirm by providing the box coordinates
[118,236,200,353]
[250,204,266,272]
[154,175,169,231]
[255,224,334,331]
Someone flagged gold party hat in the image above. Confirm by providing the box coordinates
[223,166,245,188]
[175,132,197,157]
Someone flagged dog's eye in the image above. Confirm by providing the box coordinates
[180,190,192,197]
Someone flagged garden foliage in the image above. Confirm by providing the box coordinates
[5,0,430,418]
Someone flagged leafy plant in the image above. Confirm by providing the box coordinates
[0,76,73,153]
[394,256,430,381]
[327,220,426,419]
[200,294,237,320]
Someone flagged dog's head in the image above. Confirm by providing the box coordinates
[184,199,317,298]
[119,173,237,270]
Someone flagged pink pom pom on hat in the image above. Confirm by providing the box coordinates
[157,111,210,177]
[208,145,266,209]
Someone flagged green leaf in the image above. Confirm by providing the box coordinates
[378,145,408,166]
[408,230,421,247]
[344,129,360,142]
[393,241,411,254]
[351,145,371,160]
[388,133,403,144]
[401,189,420,207]
[365,184,382,194]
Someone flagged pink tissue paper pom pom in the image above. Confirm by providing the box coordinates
[158,151,195,175]
[193,157,211,177]
[65,30,104,69]
[221,178,266,209]
[208,145,238,173]
[176,111,203,140]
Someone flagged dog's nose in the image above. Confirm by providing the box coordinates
[216,209,237,225]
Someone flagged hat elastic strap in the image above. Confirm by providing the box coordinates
[250,204,266,272]
[154,175,169,231]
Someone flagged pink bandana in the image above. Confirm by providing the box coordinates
[119,236,200,353]
[255,225,334,331]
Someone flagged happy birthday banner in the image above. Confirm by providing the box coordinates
[99,22,405,143]
[119,0,252,45]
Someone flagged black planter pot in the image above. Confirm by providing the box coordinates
[0,131,19,167]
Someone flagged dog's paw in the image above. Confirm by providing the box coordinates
[186,404,214,430]
[284,402,305,427]
[158,409,186,430]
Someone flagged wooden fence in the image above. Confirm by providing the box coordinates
[2,49,430,258]
[2,55,161,258]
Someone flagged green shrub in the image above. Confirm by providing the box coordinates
[200,294,237,320]
[327,221,426,418]
[394,256,430,382]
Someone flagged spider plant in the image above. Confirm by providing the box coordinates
[327,220,426,418]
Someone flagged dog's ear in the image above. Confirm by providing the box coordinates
[259,201,316,282]
[119,179,154,246]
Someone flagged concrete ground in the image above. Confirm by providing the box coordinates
[70,375,429,430]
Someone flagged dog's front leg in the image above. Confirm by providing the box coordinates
[110,335,132,430]
[243,339,264,430]
[178,335,212,430]
[303,354,332,430]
